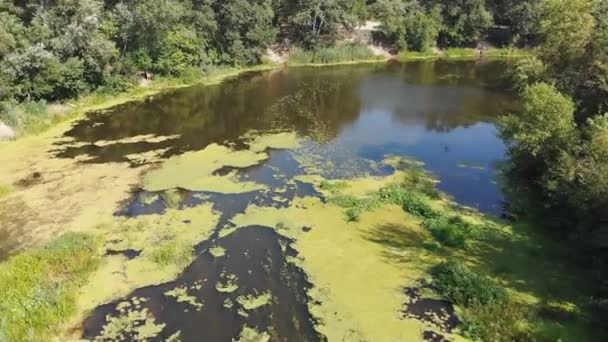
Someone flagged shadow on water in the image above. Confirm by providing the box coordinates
[83,226,323,341]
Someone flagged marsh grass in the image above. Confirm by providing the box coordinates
[397,48,528,61]
[288,44,383,65]
[0,233,99,341]
[149,241,192,268]
[444,48,478,59]
[397,50,439,61]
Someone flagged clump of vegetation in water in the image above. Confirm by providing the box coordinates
[0,233,99,340]
[149,240,192,268]
[431,261,508,306]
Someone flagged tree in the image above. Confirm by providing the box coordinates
[286,0,359,47]
[372,0,441,52]
[214,0,277,65]
[498,83,576,161]
[427,0,493,46]
[537,0,594,67]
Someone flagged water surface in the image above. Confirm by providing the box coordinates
[59,60,517,214]
[62,60,520,341]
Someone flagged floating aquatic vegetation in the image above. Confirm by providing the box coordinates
[142,143,269,193]
[383,154,426,170]
[209,245,226,257]
[96,298,165,341]
[216,272,239,293]
[76,205,219,316]
[236,292,272,310]
[234,326,270,342]
[165,283,204,311]
[246,131,300,152]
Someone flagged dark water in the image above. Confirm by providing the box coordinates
[66,61,519,341]
[57,60,517,215]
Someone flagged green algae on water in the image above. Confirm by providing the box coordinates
[96,298,165,341]
[216,272,239,293]
[234,326,270,342]
[236,292,272,310]
[209,245,226,257]
[165,283,204,311]
[142,143,268,193]
[246,131,300,152]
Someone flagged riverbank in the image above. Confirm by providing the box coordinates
[2,46,530,140]
[398,47,530,61]
[1,65,280,139]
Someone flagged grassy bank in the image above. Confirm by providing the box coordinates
[287,44,385,66]
[320,164,604,341]
[0,65,277,139]
[0,233,100,341]
[398,47,530,61]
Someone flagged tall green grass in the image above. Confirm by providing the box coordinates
[0,233,99,341]
[0,100,51,132]
[288,44,383,65]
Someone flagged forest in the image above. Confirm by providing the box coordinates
[1,0,608,340]
[1,0,542,104]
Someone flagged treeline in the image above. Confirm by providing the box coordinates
[498,0,608,305]
[0,0,538,106]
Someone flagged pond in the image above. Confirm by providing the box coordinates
[56,60,522,341]
[59,60,517,215]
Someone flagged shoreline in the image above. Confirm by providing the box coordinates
[2,50,529,141]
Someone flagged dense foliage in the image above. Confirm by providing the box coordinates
[0,0,544,108]
[499,0,608,318]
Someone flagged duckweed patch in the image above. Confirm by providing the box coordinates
[235,326,270,342]
[165,283,204,311]
[216,273,239,293]
[0,233,100,341]
[209,245,226,257]
[142,142,269,193]
[236,292,272,310]
[96,298,165,341]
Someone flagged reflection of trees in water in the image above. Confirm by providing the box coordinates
[360,62,519,133]
[267,80,360,143]
[55,61,514,162]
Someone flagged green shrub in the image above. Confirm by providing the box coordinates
[288,44,381,65]
[423,216,477,248]
[431,260,508,307]
[460,301,533,342]
[378,183,439,219]
[345,207,361,222]
[0,233,99,341]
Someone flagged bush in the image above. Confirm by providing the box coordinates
[424,216,474,248]
[288,43,381,65]
[460,301,533,342]
[431,260,508,307]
